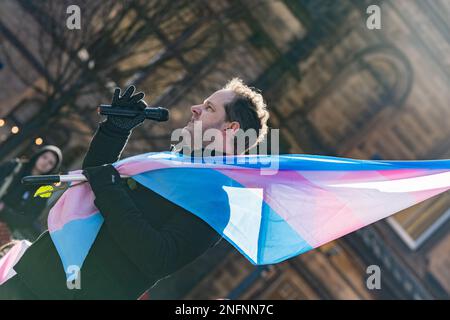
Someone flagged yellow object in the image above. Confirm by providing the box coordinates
[34,185,54,198]
[127,178,138,190]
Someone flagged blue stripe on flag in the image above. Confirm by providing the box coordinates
[50,212,104,279]
[257,202,313,264]
[134,168,312,265]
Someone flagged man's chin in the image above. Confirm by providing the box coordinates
[183,126,200,144]
[181,126,192,135]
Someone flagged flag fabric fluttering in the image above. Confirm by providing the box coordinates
[0,240,30,285]
[2,152,450,281]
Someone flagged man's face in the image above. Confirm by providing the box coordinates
[184,89,236,136]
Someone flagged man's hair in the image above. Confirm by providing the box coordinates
[222,78,269,152]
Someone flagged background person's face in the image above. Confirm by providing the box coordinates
[34,151,57,174]
[184,89,236,136]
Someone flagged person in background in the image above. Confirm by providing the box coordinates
[0,145,63,243]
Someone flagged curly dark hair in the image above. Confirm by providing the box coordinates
[222,78,270,153]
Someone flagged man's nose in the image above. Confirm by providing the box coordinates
[191,105,202,116]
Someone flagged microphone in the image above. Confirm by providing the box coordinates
[98,105,169,122]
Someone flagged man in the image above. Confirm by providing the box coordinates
[0,78,269,299]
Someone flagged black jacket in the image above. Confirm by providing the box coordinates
[13,122,222,299]
[0,160,47,238]
[0,145,63,237]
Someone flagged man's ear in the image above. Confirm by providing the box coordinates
[225,121,240,133]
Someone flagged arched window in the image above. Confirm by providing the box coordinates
[286,44,413,154]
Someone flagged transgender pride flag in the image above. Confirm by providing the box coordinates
[5,152,450,281]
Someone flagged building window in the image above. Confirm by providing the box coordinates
[388,196,450,250]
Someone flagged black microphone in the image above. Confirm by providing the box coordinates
[98,105,169,122]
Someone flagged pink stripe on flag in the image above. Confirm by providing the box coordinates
[0,240,31,285]
[47,178,98,232]
[216,169,366,248]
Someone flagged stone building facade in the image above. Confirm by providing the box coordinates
[0,0,448,299]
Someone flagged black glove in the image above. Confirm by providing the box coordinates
[82,164,122,195]
[104,85,147,131]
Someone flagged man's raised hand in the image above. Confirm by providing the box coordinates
[105,85,148,132]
